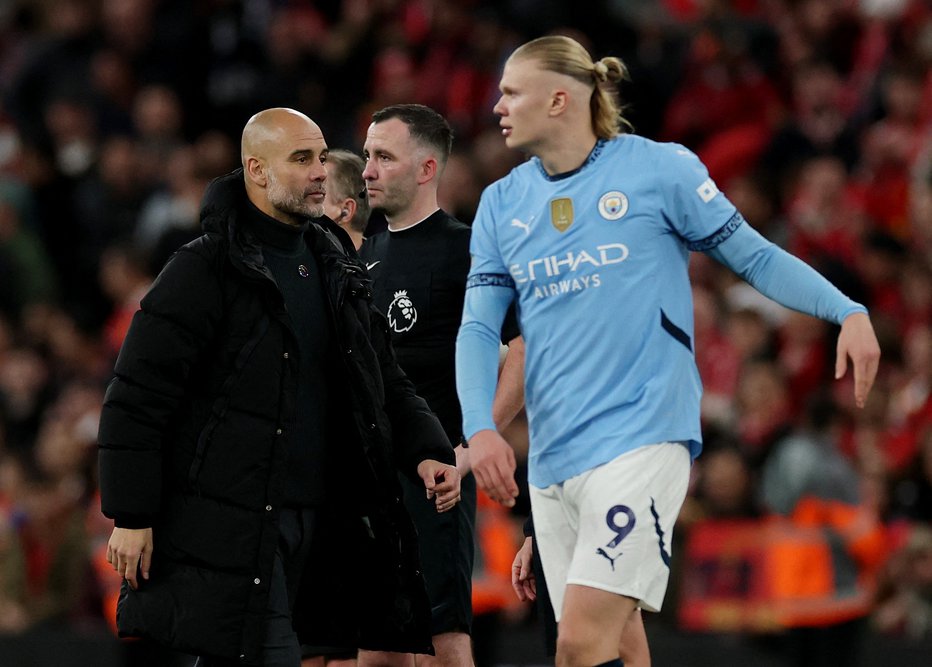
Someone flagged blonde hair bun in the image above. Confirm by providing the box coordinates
[593,60,609,82]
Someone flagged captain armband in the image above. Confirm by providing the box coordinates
[466,273,516,290]
[687,211,745,253]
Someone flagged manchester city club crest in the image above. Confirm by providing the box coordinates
[598,191,629,220]
[550,197,574,232]
[387,290,417,333]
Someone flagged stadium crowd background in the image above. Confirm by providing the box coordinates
[0,0,931,665]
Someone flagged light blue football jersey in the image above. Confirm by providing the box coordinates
[461,135,864,488]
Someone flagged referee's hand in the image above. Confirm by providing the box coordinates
[466,429,518,508]
[418,460,461,513]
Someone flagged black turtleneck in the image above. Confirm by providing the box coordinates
[246,203,332,507]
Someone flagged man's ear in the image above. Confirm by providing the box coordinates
[549,89,568,117]
[417,156,438,185]
[343,198,357,222]
[244,156,267,187]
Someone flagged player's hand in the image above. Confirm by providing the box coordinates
[417,459,461,513]
[467,429,518,508]
[836,311,881,408]
[107,527,153,590]
[512,536,537,602]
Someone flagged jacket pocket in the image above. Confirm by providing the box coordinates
[187,418,219,487]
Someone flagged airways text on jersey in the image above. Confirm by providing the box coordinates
[509,243,629,299]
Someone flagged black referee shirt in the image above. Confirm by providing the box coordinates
[361,209,519,445]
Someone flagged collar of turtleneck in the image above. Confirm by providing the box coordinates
[245,201,309,254]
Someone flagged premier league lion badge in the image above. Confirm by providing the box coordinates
[388,289,418,333]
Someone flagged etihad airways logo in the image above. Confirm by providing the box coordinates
[509,243,629,299]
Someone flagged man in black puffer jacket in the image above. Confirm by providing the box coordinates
[98,108,461,666]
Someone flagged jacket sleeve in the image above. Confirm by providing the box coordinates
[97,246,223,527]
[370,307,455,481]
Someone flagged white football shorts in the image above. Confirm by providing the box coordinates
[530,442,691,621]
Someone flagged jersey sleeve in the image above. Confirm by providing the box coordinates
[456,186,516,440]
[707,221,867,325]
[467,188,513,288]
[456,284,514,440]
[658,143,741,248]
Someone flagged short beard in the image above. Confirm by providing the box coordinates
[370,187,406,219]
[267,170,324,221]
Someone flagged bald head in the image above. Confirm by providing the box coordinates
[241,108,318,164]
[241,107,329,225]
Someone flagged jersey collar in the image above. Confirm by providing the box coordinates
[535,138,607,182]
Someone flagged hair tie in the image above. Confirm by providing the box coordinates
[593,61,609,82]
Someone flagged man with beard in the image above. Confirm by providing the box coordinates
[359,104,525,667]
[99,107,461,666]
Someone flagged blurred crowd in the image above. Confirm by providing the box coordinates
[0,0,931,662]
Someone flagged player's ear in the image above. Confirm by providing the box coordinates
[549,90,568,117]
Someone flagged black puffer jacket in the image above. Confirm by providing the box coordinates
[97,172,453,663]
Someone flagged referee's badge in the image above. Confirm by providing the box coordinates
[550,198,574,232]
[387,290,418,333]
[598,191,629,220]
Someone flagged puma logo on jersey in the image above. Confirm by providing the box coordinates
[511,216,533,236]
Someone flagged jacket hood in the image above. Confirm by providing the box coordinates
[201,169,247,234]
[198,168,360,281]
